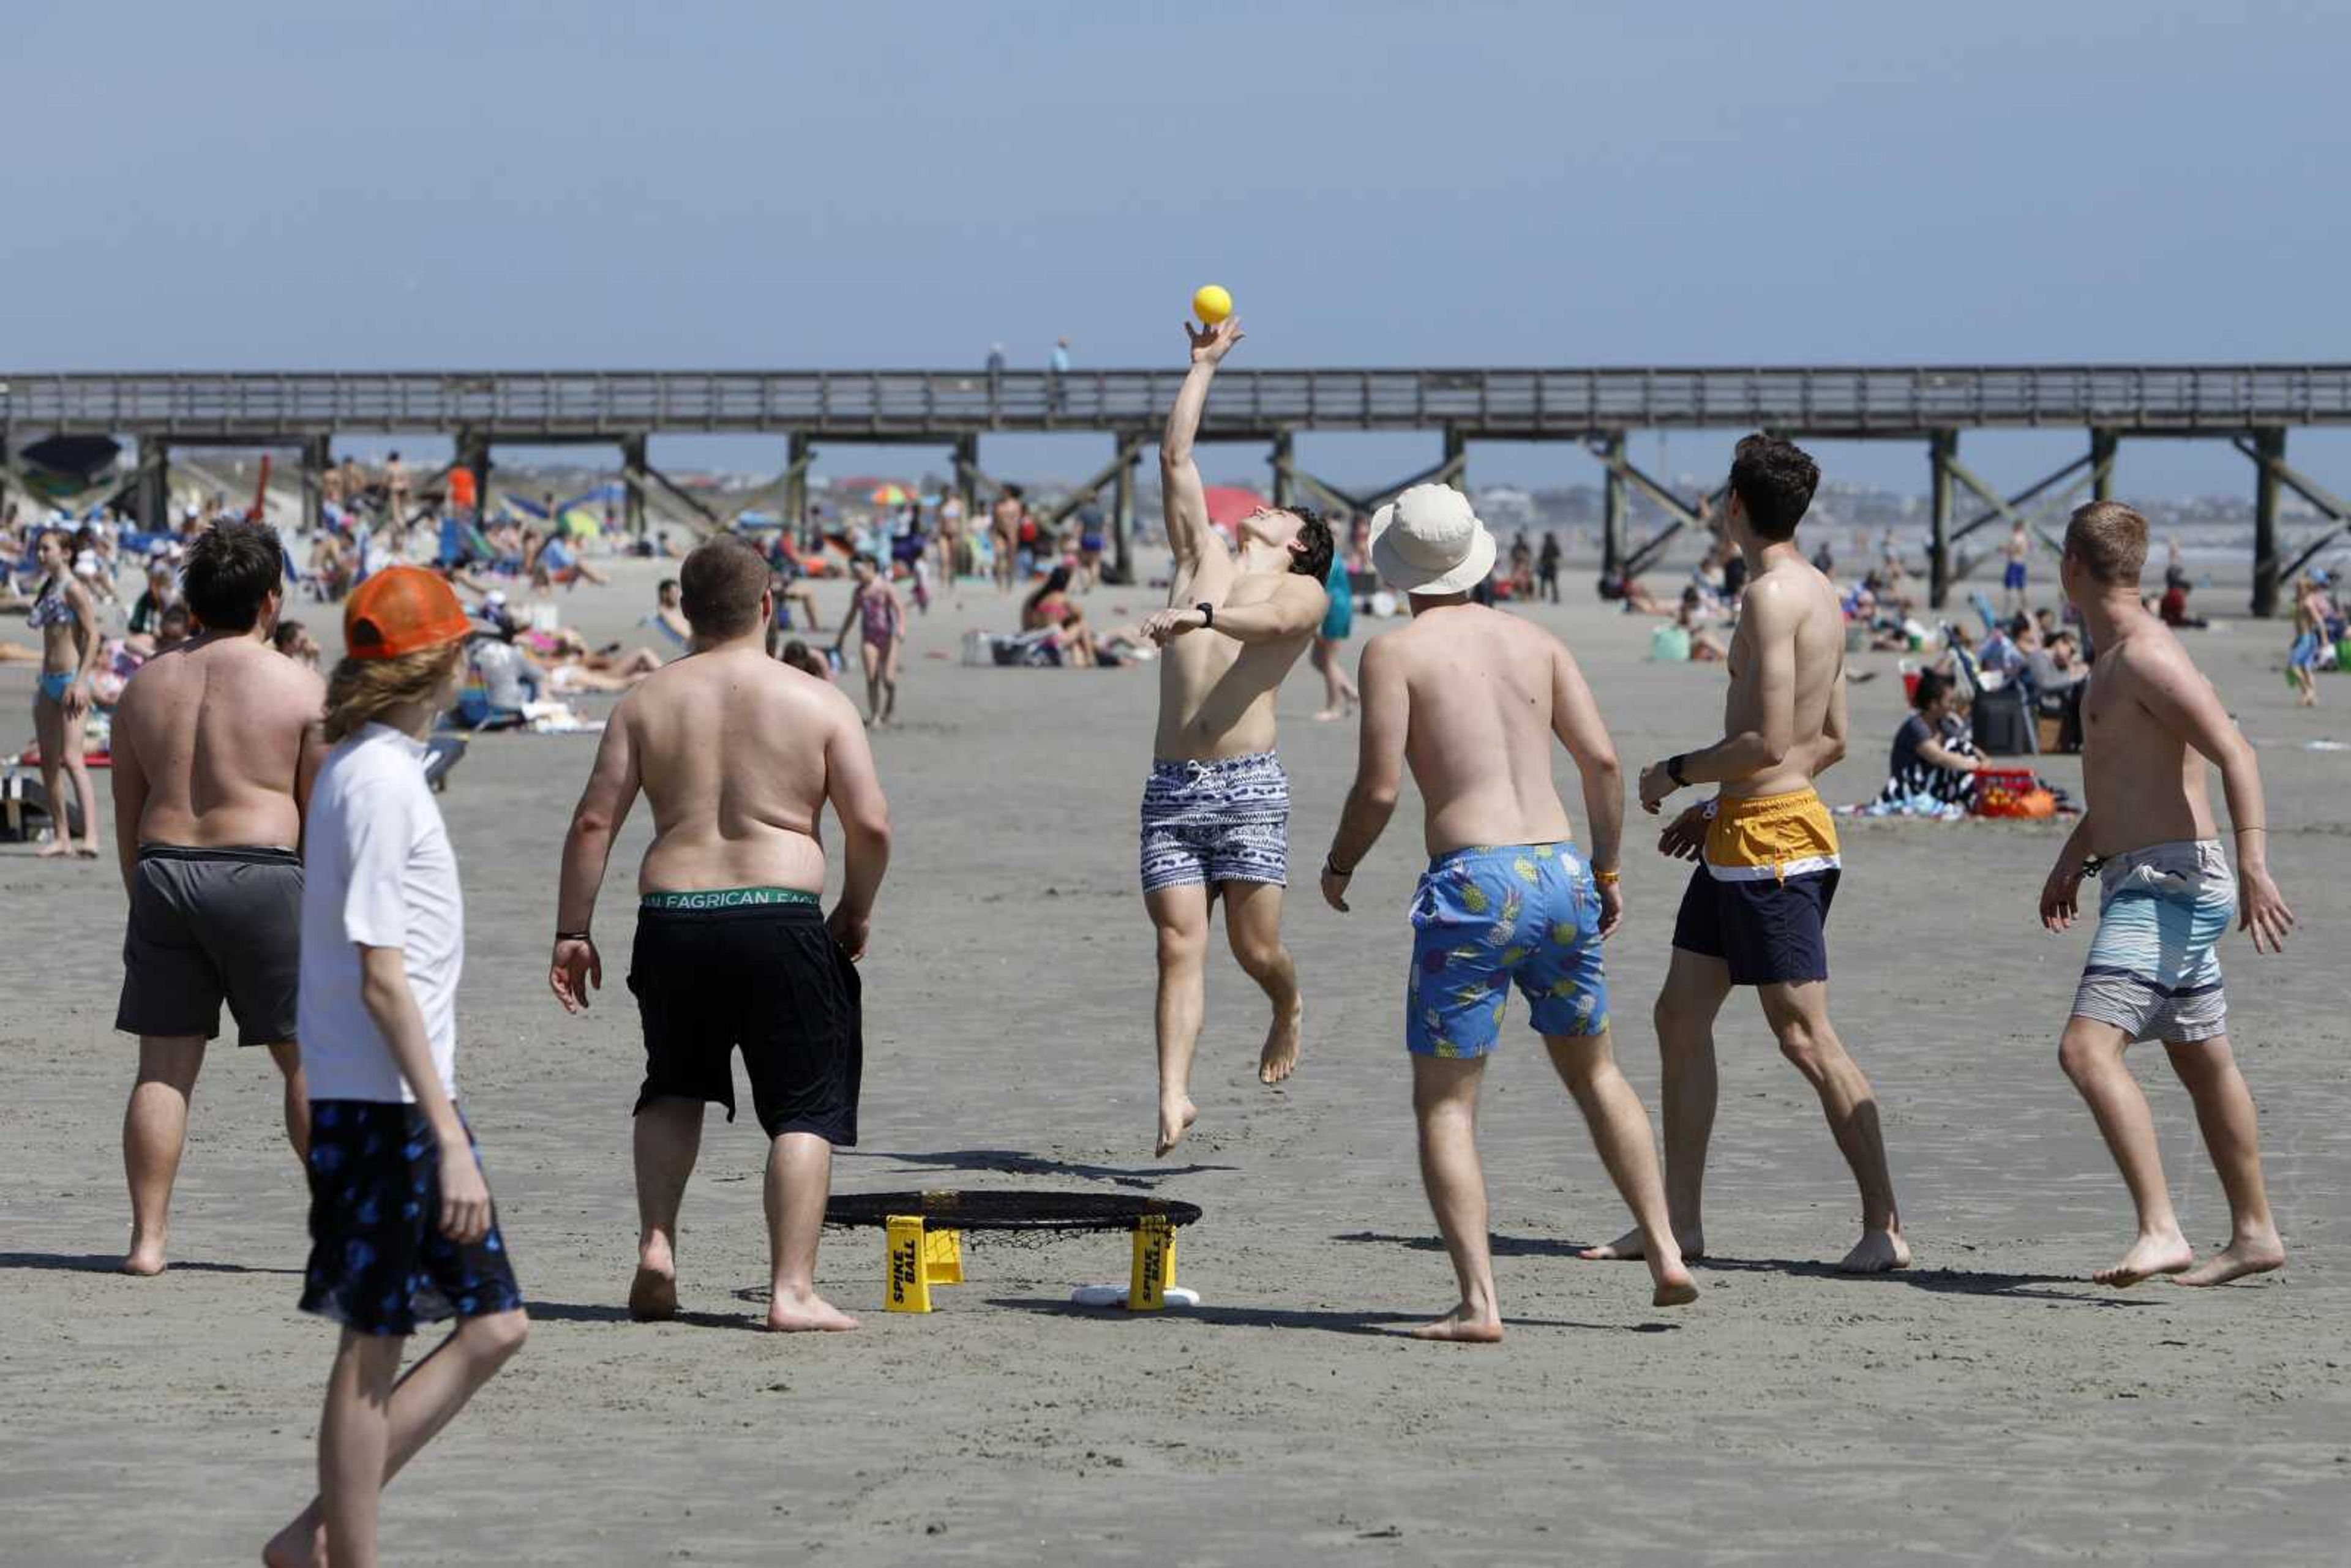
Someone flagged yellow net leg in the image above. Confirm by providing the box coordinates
[924,1226,964,1286]
[886,1215,932,1313]
[1127,1216,1175,1311]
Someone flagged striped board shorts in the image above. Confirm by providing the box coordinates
[1139,752,1289,893]
[2072,839,2233,1045]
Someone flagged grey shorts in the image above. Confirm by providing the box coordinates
[116,845,302,1046]
[2072,840,2233,1045]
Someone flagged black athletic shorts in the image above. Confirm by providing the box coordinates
[298,1100,524,1338]
[116,844,302,1045]
[627,899,862,1145]
[1671,862,1839,988]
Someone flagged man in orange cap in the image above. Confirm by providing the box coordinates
[110,520,327,1276]
[264,564,530,1568]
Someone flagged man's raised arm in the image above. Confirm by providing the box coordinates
[1161,319,1244,572]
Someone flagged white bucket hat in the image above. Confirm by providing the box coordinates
[1369,484,1497,596]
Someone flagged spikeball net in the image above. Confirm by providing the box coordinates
[823,1190,1202,1313]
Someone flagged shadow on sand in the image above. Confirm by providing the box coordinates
[0,1251,300,1277]
[1332,1232,2143,1306]
[842,1147,1237,1188]
[983,1295,1681,1338]
[527,1298,769,1334]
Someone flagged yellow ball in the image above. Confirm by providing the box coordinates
[1192,284,1232,325]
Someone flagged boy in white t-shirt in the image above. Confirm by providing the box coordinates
[264,566,527,1568]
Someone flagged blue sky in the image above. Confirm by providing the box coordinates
[6,1,2346,498]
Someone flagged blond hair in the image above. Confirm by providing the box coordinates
[2063,501,2149,587]
[323,642,467,743]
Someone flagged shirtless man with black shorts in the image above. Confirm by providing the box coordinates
[551,535,891,1332]
[2039,501,2292,1288]
[1592,435,1909,1274]
[1135,317,1333,1155]
[110,520,327,1274]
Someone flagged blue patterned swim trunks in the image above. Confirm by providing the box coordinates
[1407,843,1610,1057]
[1139,752,1289,893]
[2073,839,2233,1045]
[298,1100,523,1337]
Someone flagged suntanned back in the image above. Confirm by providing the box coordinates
[620,647,842,893]
[116,637,324,847]
[1721,560,1847,800]
[2080,625,2218,855]
[1384,604,1576,855]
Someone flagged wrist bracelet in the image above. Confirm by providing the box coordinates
[1592,868,1621,885]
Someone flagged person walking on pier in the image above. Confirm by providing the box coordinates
[1134,317,1332,1155]
[551,535,890,1332]
[2040,501,2292,1288]
[110,522,326,1274]
[1319,483,1697,1341]
[1591,435,1910,1275]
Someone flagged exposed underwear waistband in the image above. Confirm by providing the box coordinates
[640,886,821,912]
[137,844,299,866]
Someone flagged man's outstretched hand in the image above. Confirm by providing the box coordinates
[1186,318,1244,366]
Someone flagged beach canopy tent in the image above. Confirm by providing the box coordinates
[12,434,124,506]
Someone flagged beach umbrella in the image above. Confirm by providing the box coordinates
[1202,485,1272,534]
[870,482,915,506]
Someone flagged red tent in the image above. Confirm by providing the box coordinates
[1201,486,1270,535]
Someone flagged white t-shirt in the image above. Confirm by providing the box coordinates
[297,723,465,1103]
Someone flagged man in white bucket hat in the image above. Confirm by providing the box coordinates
[1133,317,1334,1157]
[1319,483,1695,1341]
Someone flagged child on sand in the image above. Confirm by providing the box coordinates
[265,567,528,1568]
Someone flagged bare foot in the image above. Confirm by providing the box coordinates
[1258,1001,1303,1086]
[628,1262,678,1322]
[122,1234,167,1277]
[1408,1303,1504,1343]
[1312,707,1344,722]
[2175,1232,2285,1288]
[1578,1225,1704,1264]
[260,1512,324,1568]
[2092,1229,2194,1288]
[36,839,71,859]
[76,841,101,859]
[1649,1258,1699,1308]
[1836,1228,1912,1274]
[1155,1097,1199,1158]
[766,1289,858,1332]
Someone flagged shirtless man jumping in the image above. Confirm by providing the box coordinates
[1320,485,1695,1341]
[2039,501,2293,1288]
[550,535,891,1332]
[1136,317,1332,1155]
[110,521,327,1274]
[1594,434,1910,1274]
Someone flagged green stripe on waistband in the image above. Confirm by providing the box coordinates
[640,887,821,912]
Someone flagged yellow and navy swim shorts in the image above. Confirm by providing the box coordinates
[1670,787,1840,987]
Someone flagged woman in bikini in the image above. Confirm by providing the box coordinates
[28,530,103,858]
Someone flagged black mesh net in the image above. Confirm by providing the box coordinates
[823,1188,1202,1233]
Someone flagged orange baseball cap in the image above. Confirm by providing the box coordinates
[343,566,474,660]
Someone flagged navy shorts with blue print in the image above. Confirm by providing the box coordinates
[298,1100,523,1337]
[1139,752,1290,893]
[1406,843,1610,1057]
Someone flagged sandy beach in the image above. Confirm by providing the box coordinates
[3,556,2346,1566]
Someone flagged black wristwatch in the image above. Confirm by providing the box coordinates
[1666,754,1690,789]
[1324,853,1353,879]
[1196,601,1216,629]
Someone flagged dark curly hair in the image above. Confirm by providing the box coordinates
[182,520,287,633]
[1728,434,1820,542]
[1285,505,1336,585]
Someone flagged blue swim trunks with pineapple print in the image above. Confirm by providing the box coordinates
[1406,843,1610,1057]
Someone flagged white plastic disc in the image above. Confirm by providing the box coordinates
[1068,1284,1201,1309]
